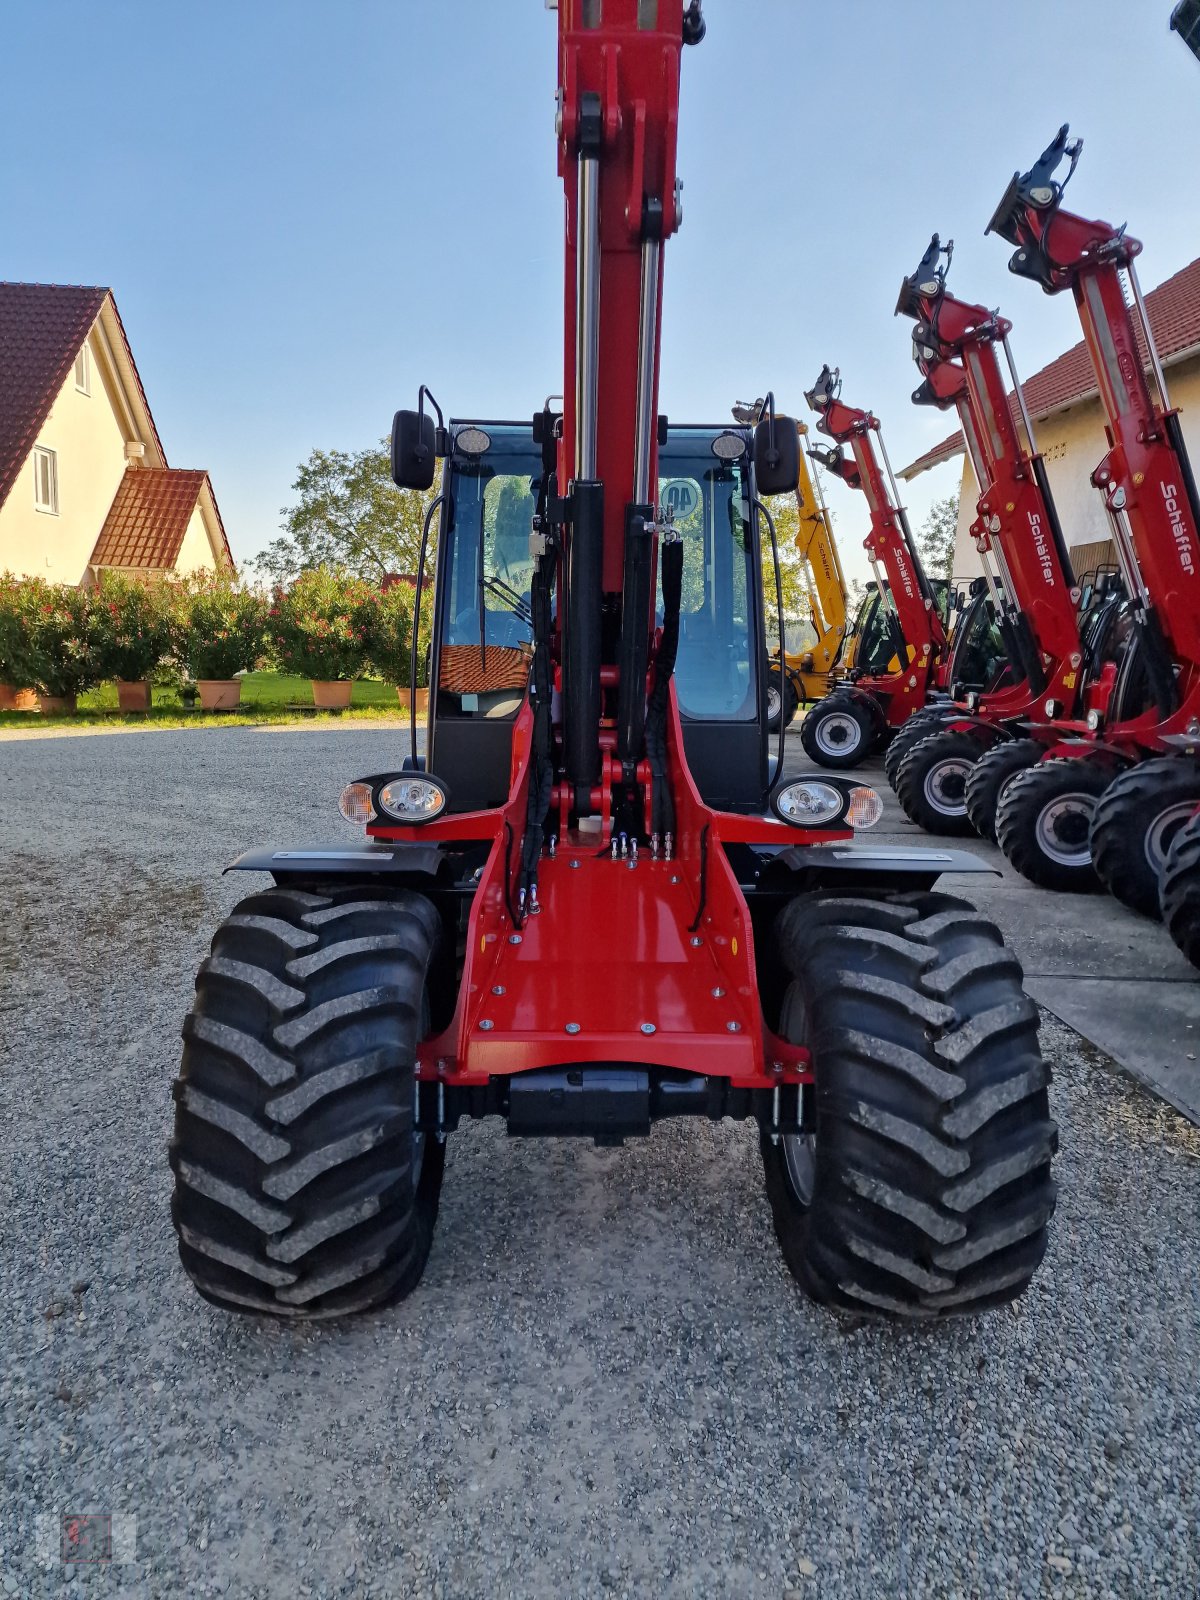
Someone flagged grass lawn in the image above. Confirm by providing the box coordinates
[0,673,416,732]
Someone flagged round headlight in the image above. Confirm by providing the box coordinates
[846,785,884,830]
[455,427,491,456]
[338,782,374,824]
[773,780,844,826]
[1044,698,1061,719]
[376,775,448,823]
[1086,708,1103,732]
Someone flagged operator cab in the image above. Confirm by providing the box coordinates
[419,418,774,816]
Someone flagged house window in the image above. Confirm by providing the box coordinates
[74,344,91,395]
[33,446,59,514]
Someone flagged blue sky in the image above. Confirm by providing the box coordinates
[3,0,1199,582]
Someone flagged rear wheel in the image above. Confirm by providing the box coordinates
[965,739,1042,842]
[883,707,949,791]
[1161,813,1200,966]
[766,666,799,734]
[1089,757,1200,918]
[170,886,445,1318]
[761,891,1056,1320]
[799,693,877,770]
[994,757,1111,892]
[894,729,987,836]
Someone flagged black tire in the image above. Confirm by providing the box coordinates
[964,739,1042,843]
[1161,813,1200,966]
[894,729,987,836]
[799,693,877,770]
[760,890,1056,1320]
[1089,757,1200,919]
[170,886,445,1318]
[766,666,799,734]
[883,707,950,791]
[994,757,1111,892]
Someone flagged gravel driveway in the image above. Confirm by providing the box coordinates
[1,727,1198,1598]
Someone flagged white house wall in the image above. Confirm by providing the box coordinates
[0,327,130,585]
[950,355,1200,581]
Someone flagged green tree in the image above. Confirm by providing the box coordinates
[258,442,442,585]
[915,491,960,583]
[760,493,821,650]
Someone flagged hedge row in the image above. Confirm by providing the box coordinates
[0,569,428,697]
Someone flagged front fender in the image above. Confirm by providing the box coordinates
[764,842,998,893]
[225,842,453,882]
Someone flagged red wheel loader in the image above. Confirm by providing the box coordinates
[168,0,1056,1324]
[798,367,1004,769]
[886,236,1102,838]
[984,127,1200,906]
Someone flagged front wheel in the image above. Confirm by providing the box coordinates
[894,729,987,836]
[1161,812,1200,966]
[883,707,950,791]
[994,757,1111,892]
[964,739,1042,842]
[761,891,1056,1320]
[1089,757,1200,918]
[799,694,877,770]
[766,665,799,734]
[170,886,445,1318]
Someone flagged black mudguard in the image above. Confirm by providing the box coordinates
[225,843,454,884]
[764,842,998,894]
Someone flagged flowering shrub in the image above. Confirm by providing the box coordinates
[268,568,376,681]
[91,573,173,682]
[23,582,105,698]
[0,572,38,688]
[369,580,419,687]
[174,573,268,680]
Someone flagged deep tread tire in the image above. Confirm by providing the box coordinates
[964,739,1042,842]
[760,891,1056,1320]
[1089,757,1200,919]
[883,708,950,790]
[894,729,987,836]
[1161,813,1200,966]
[767,666,799,734]
[170,886,445,1318]
[994,757,1111,892]
[799,693,876,770]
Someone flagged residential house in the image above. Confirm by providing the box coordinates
[898,256,1200,584]
[0,282,234,586]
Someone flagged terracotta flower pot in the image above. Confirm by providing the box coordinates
[197,679,242,711]
[395,688,430,714]
[37,693,77,715]
[0,684,38,712]
[116,680,152,712]
[311,679,353,710]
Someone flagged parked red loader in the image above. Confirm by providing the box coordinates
[168,0,1055,1323]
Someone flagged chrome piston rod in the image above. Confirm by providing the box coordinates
[632,236,661,504]
[575,152,601,480]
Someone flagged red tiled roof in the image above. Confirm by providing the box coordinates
[899,256,1200,478]
[90,469,211,570]
[0,282,108,511]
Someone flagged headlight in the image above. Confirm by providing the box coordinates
[846,786,884,830]
[338,782,375,824]
[1044,698,1061,719]
[773,780,844,826]
[376,775,449,823]
[1086,708,1103,732]
[966,691,980,712]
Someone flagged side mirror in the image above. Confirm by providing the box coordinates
[391,409,436,491]
[753,414,801,496]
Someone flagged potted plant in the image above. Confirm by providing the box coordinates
[23,582,104,713]
[92,573,172,711]
[268,568,375,709]
[0,573,39,710]
[174,574,268,710]
[370,579,428,713]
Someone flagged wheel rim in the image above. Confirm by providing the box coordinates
[782,1134,816,1206]
[1036,793,1097,868]
[767,683,782,722]
[779,983,815,1207]
[922,755,973,816]
[814,710,861,758]
[1144,801,1199,875]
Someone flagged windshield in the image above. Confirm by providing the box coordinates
[658,430,757,721]
[437,428,540,718]
[852,588,905,676]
